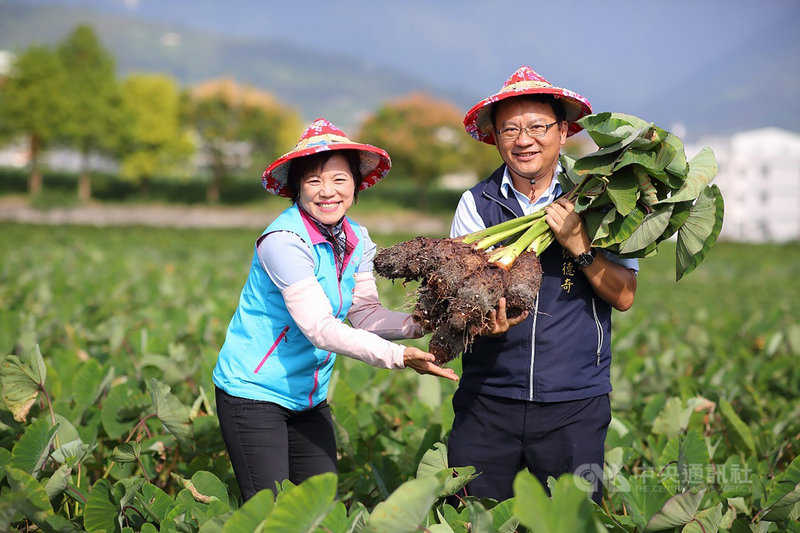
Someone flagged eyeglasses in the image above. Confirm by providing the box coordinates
[495,121,559,142]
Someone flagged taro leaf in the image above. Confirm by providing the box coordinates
[111,442,142,464]
[261,472,336,532]
[617,475,672,530]
[70,358,104,422]
[631,125,668,151]
[513,471,599,533]
[51,438,96,465]
[362,473,445,533]
[101,383,148,439]
[416,441,449,478]
[44,463,71,501]
[593,205,647,248]
[619,204,674,255]
[762,455,800,521]
[661,147,718,205]
[606,166,639,216]
[558,154,581,189]
[53,413,79,445]
[652,397,692,438]
[318,502,351,533]
[660,201,692,241]
[10,417,59,477]
[663,133,689,179]
[222,488,274,533]
[148,378,193,444]
[614,143,680,187]
[644,489,705,531]
[682,502,723,533]
[416,442,478,497]
[573,150,626,177]
[1,345,47,422]
[490,498,520,533]
[718,399,756,455]
[465,500,494,533]
[657,430,710,492]
[171,471,230,508]
[584,209,617,243]
[134,482,174,525]
[675,185,724,281]
[83,478,120,533]
[5,466,53,515]
[577,112,648,147]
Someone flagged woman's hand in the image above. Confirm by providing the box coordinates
[403,347,459,381]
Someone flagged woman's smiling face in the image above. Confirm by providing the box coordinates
[298,153,355,225]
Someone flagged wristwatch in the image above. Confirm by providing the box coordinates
[574,248,596,269]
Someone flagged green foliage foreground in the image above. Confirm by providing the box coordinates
[1,223,799,532]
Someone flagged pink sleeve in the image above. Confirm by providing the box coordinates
[347,272,423,340]
[281,277,405,369]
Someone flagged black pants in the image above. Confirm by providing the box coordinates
[215,387,338,501]
[447,388,611,504]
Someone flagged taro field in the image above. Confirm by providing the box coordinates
[1,222,799,532]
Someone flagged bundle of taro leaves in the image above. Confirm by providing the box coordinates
[375,112,724,364]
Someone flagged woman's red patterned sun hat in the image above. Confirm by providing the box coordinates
[463,66,593,145]
[262,118,391,197]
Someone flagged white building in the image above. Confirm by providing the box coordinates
[685,128,800,242]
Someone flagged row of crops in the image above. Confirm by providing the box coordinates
[1,222,799,532]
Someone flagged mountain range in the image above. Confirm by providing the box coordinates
[1,1,798,138]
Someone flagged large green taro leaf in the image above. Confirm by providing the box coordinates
[675,185,724,280]
[661,147,718,205]
[1,345,47,422]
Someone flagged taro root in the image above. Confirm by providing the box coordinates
[375,237,542,364]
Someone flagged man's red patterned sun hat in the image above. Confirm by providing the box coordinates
[262,118,391,197]
[463,66,593,145]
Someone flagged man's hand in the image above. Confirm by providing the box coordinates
[473,297,529,337]
[544,197,592,257]
[403,347,459,381]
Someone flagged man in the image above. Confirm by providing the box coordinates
[447,66,638,504]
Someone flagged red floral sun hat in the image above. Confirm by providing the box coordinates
[463,66,593,145]
[262,118,391,197]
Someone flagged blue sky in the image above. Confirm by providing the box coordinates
[22,0,800,132]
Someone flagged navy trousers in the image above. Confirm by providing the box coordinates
[215,387,338,501]
[447,388,611,504]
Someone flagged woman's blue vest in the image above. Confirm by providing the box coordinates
[461,166,613,402]
[212,205,363,411]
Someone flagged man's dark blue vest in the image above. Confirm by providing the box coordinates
[460,165,613,402]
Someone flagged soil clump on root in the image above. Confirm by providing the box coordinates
[374,237,543,364]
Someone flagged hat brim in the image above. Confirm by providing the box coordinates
[262,143,391,197]
[464,87,592,145]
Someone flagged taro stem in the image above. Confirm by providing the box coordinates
[489,218,550,268]
[475,218,539,249]
[461,210,545,245]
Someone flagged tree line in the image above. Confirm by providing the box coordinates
[0,24,504,205]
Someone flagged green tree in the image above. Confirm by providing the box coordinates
[119,74,194,193]
[57,24,123,202]
[183,78,301,203]
[0,46,67,195]
[358,93,498,207]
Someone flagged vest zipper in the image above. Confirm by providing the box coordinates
[591,298,603,365]
[253,326,290,374]
[528,296,539,401]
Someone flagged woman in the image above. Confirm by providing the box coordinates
[212,118,457,501]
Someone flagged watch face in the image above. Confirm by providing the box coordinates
[576,252,594,268]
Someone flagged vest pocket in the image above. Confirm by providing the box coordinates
[591,298,603,366]
[253,325,290,373]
